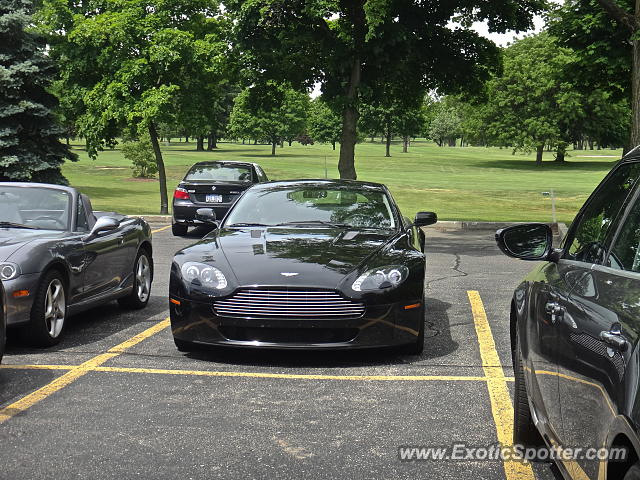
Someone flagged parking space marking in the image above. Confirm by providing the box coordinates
[0,318,170,425]
[468,290,535,480]
[151,225,171,234]
[0,363,515,382]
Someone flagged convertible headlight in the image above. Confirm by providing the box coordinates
[0,262,20,281]
[352,266,409,292]
[181,262,227,289]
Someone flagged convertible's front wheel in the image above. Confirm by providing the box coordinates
[118,250,152,310]
[23,271,67,347]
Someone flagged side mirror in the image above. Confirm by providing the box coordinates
[195,208,217,224]
[496,223,553,261]
[413,211,438,227]
[85,216,120,240]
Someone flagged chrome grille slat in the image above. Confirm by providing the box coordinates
[214,288,365,319]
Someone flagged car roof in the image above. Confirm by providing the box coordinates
[0,182,79,195]
[251,179,387,190]
[189,161,259,168]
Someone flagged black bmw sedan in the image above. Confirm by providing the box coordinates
[496,149,640,479]
[172,161,268,236]
[169,180,436,353]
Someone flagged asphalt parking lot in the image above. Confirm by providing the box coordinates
[0,224,562,480]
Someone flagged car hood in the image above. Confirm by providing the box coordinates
[194,226,397,289]
[0,229,66,262]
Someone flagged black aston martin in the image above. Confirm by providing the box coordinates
[172,161,268,236]
[169,179,436,353]
[0,183,153,347]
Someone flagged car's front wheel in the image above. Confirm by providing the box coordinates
[118,249,153,309]
[513,328,544,446]
[624,463,640,479]
[403,300,425,355]
[174,338,195,352]
[22,271,67,347]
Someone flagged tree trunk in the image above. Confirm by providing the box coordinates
[288,140,292,146]
[207,131,218,150]
[338,56,361,179]
[332,141,336,150]
[271,141,277,156]
[185,136,189,143]
[148,122,168,215]
[196,136,204,151]
[338,2,364,180]
[402,136,408,153]
[385,127,391,157]
[555,143,567,163]
[536,145,544,165]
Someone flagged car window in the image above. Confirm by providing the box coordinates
[76,198,89,232]
[185,165,252,182]
[225,185,397,229]
[607,191,640,271]
[564,162,640,264]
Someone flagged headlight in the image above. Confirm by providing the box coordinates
[0,263,20,281]
[181,262,227,289]
[352,265,409,292]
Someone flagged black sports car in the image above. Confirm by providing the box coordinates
[170,179,436,353]
[0,183,153,346]
[172,161,268,236]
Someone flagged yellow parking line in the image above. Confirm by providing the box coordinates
[151,225,171,234]
[0,318,170,425]
[468,290,535,480]
[92,367,497,382]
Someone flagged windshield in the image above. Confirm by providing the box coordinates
[0,186,71,231]
[225,185,397,229]
[185,164,253,182]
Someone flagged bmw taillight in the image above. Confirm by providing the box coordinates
[174,187,190,200]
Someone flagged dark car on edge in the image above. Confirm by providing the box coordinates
[496,149,640,479]
[169,179,437,353]
[0,183,153,347]
[172,161,268,236]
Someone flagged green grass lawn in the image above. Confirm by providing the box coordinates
[62,139,622,223]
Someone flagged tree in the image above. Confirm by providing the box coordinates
[39,0,227,213]
[122,131,159,178]
[483,34,583,164]
[549,0,639,149]
[0,0,76,184]
[228,85,309,155]
[427,104,462,147]
[226,0,546,179]
[308,98,342,150]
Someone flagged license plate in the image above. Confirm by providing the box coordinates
[206,194,223,203]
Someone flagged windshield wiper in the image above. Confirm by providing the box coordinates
[226,222,271,227]
[0,222,40,230]
[277,221,350,228]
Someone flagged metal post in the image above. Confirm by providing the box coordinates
[550,189,557,224]
[324,156,328,179]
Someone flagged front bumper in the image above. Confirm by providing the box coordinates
[170,296,423,350]
[4,273,40,326]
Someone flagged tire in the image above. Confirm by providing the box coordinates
[624,464,640,480]
[0,313,5,363]
[513,329,544,446]
[403,301,425,355]
[174,338,194,352]
[118,249,153,310]
[21,270,67,347]
[172,223,188,236]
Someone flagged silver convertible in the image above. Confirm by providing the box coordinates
[0,183,154,346]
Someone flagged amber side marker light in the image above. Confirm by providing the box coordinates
[169,298,181,306]
[404,303,421,310]
[12,290,30,298]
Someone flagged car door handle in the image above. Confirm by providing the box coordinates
[545,302,565,324]
[600,324,628,352]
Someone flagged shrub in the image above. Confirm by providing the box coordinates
[122,134,158,178]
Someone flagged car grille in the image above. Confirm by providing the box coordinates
[213,288,365,319]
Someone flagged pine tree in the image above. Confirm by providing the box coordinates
[0,0,76,184]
